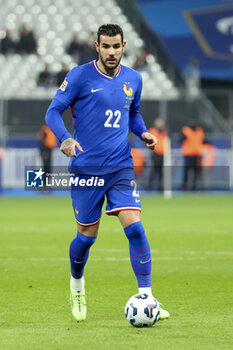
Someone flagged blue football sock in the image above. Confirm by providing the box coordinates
[69,231,97,279]
[124,222,152,288]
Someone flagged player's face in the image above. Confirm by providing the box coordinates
[95,34,126,73]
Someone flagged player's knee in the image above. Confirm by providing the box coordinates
[77,222,99,237]
[118,210,141,228]
[124,221,145,240]
[70,231,97,259]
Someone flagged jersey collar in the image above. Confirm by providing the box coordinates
[93,60,122,80]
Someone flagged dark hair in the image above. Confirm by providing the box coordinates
[97,24,124,43]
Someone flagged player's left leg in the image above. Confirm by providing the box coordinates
[118,210,152,295]
[118,210,170,321]
[106,168,169,320]
[105,168,152,294]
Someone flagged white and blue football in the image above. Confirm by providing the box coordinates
[124,293,160,327]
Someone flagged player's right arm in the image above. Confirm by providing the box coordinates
[45,67,83,157]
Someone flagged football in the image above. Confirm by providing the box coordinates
[124,293,160,327]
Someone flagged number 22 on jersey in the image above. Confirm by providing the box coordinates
[104,109,121,128]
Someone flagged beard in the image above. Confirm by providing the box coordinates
[99,52,122,72]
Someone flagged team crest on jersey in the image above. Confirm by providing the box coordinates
[123,82,133,108]
[59,80,68,92]
[123,83,133,97]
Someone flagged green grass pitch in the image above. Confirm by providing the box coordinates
[0,194,232,350]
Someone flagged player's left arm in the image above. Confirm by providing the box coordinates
[129,74,157,150]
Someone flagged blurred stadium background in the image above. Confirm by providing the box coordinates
[0,0,233,193]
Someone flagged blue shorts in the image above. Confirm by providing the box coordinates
[71,168,141,226]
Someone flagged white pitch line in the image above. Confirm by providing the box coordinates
[100,257,208,261]
[0,256,231,262]
[94,248,233,256]
[5,248,233,256]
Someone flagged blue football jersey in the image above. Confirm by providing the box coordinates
[52,60,146,175]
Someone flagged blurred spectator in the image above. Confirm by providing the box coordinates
[183,56,200,81]
[17,25,37,55]
[78,31,97,65]
[78,45,97,65]
[38,124,57,177]
[131,147,145,177]
[86,31,96,46]
[37,64,54,88]
[200,143,217,190]
[226,118,233,130]
[180,120,206,191]
[0,29,16,55]
[200,144,216,169]
[183,56,200,96]
[56,63,69,87]
[66,34,84,59]
[132,49,149,71]
[148,118,169,191]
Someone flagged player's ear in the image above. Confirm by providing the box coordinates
[95,41,99,53]
[122,40,126,50]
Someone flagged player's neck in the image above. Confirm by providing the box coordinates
[96,59,119,77]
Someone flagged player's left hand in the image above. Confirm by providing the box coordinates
[141,132,157,150]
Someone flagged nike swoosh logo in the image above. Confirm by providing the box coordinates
[74,260,84,264]
[91,88,103,93]
[135,199,140,203]
[140,259,151,264]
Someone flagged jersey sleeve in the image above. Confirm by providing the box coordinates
[45,99,72,143]
[45,66,83,143]
[129,73,148,139]
[54,66,83,108]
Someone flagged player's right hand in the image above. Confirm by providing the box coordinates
[60,137,84,157]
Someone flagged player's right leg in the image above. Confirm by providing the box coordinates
[70,180,105,321]
[70,222,99,321]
